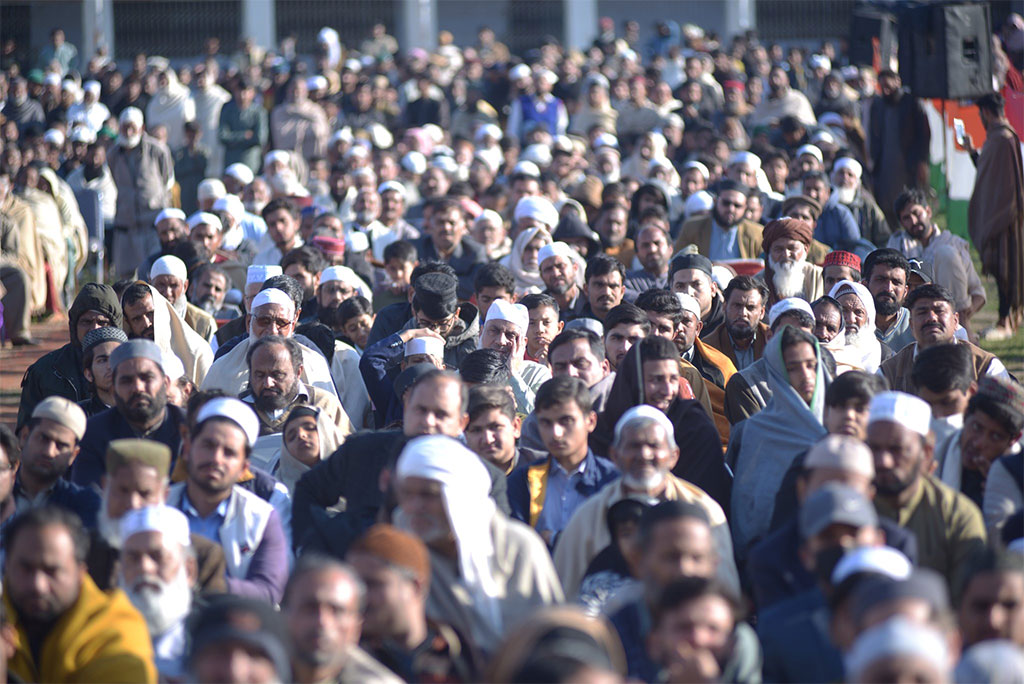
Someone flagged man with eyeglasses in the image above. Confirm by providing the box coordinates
[400,271,479,369]
[673,180,763,261]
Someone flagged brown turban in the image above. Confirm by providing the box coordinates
[780,195,823,219]
[763,217,815,250]
[349,523,431,583]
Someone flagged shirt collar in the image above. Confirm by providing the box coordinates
[182,489,230,520]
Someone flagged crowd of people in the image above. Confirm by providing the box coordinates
[1,13,1023,684]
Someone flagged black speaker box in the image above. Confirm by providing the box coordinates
[898,2,994,99]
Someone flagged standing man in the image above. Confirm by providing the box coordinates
[219,78,267,173]
[966,92,1024,340]
[107,107,175,279]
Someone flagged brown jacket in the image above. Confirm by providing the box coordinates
[184,301,217,342]
[705,321,770,369]
[673,215,763,259]
[880,340,998,393]
[87,531,228,595]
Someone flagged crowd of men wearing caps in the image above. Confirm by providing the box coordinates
[2,15,1024,684]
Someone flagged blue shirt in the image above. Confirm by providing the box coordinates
[180,490,229,543]
[707,220,741,260]
[535,457,588,537]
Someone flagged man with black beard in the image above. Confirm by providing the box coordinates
[72,339,187,489]
[705,276,769,370]
[314,265,362,336]
[241,335,351,438]
[673,180,764,261]
[863,249,915,352]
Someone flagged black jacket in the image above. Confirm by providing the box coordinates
[18,343,88,431]
[72,405,187,488]
[414,236,487,301]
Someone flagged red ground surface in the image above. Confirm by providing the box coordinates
[1,317,70,429]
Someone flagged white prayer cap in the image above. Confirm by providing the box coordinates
[728,150,761,170]
[422,124,444,145]
[520,144,552,167]
[684,190,715,217]
[593,132,619,150]
[197,178,227,200]
[809,54,832,72]
[805,434,875,479]
[120,505,192,549]
[343,57,362,72]
[119,106,144,127]
[512,160,541,177]
[475,123,503,142]
[83,80,101,95]
[42,129,64,147]
[831,546,912,587]
[45,72,62,87]
[405,336,444,359]
[768,297,814,327]
[305,75,328,92]
[845,617,947,682]
[377,180,405,197]
[61,78,79,93]
[486,298,529,332]
[675,293,702,320]
[585,73,610,90]
[613,405,676,445]
[196,397,260,447]
[246,265,282,285]
[320,265,371,299]
[187,212,222,232]
[150,255,188,281]
[345,231,369,253]
[536,68,558,85]
[681,160,710,180]
[796,144,824,164]
[264,149,290,167]
[161,350,186,381]
[251,288,295,317]
[832,157,863,179]
[819,111,845,128]
[224,163,255,185]
[430,155,458,174]
[69,126,96,144]
[711,265,734,291]
[538,241,575,267]
[869,391,932,436]
[212,194,245,221]
[367,123,393,149]
[474,209,503,228]
[509,63,532,81]
[401,151,427,174]
[154,208,186,226]
[514,195,559,228]
[330,127,354,145]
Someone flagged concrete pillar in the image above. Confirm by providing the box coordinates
[82,0,115,61]
[399,0,437,52]
[564,0,598,51]
[242,0,276,52]
[726,0,755,33]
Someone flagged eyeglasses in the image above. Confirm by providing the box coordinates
[255,315,293,329]
[416,315,455,332]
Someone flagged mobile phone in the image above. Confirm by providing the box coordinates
[954,118,966,146]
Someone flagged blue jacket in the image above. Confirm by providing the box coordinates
[9,476,101,530]
[757,589,843,683]
[72,405,187,488]
[358,332,406,428]
[506,449,619,533]
[815,195,874,258]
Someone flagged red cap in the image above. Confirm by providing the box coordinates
[823,250,861,271]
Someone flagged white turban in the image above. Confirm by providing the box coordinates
[514,195,559,229]
[251,288,296,318]
[150,255,188,281]
[196,397,260,447]
[868,391,932,436]
[538,241,575,267]
[796,144,824,164]
[681,160,710,180]
[728,151,761,170]
[264,150,290,167]
[224,163,255,185]
[832,157,863,180]
[485,298,529,332]
[119,107,144,128]
[212,195,245,222]
[154,208,186,226]
[396,435,501,631]
[187,212,222,232]
[120,505,192,549]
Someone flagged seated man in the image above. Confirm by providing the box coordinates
[580,254,627,323]
[167,397,290,602]
[186,594,291,683]
[473,261,516,323]
[150,255,217,343]
[398,271,479,369]
[348,524,476,682]
[821,250,861,294]
[77,326,129,417]
[464,384,532,476]
[3,506,156,682]
[281,553,401,684]
[73,340,188,488]
[704,275,769,371]
[508,376,619,544]
[361,328,445,428]
[87,439,226,595]
[624,218,672,302]
[880,284,1009,393]
[414,197,487,300]
[540,241,585,322]
[602,302,649,372]
[910,342,977,444]
[668,253,725,338]
[480,298,551,414]
[757,217,824,305]
[392,434,564,657]
[10,397,99,528]
[521,293,563,364]
[957,549,1024,650]
[862,249,915,352]
[555,406,738,599]
[118,505,198,680]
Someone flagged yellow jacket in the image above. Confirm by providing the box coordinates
[5,571,156,683]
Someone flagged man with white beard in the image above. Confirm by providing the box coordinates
[830,157,891,247]
[757,217,823,306]
[118,505,197,680]
[827,280,887,373]
[87,438,226,594]
[150,255,217,342]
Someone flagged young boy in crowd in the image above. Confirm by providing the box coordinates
[521,293,562,364]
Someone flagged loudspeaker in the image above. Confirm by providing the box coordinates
[898,2,994,99]
[850,6,897,67]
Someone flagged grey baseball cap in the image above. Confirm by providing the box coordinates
[799,482,878,540]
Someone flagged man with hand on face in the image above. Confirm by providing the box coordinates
[167,397,290,602]
[673,180,763,260]
[555,406,738,600]
[138,208,188,284]
[862,249,915,352]
[540,241,585,322]
[8,397,99,529]
[73,340,187,489]
[150,255,217,342]
[867,391,987,593]
[414,197,487,301]
[757,217,823,305]
[879,283,1009,393]
[507,376,619,545]
[78,326,129,417]
[705,275,769,370]
[399,271,480,369]
[361,328,445,429]
[480,298,552,414]
[391,434,563,658]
